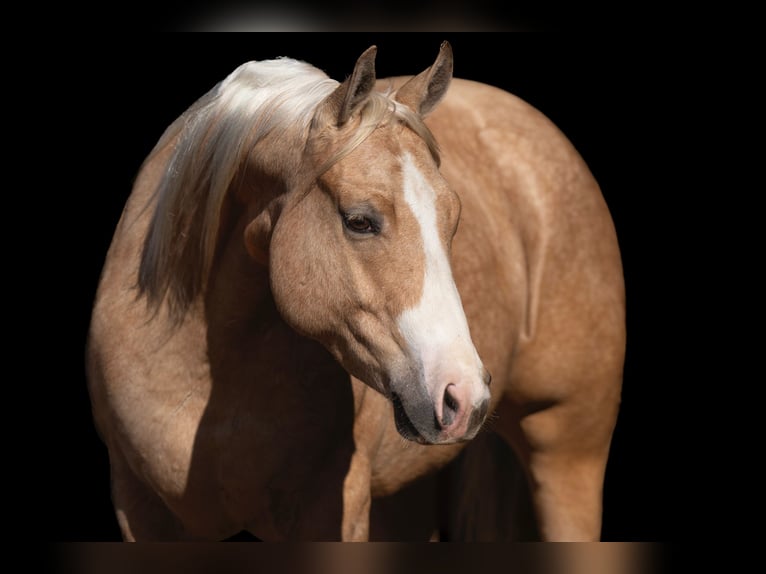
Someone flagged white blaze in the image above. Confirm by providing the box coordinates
[397,153,482,388]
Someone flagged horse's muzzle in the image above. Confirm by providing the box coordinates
[391,377,491,445]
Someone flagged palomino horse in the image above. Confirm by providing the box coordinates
[86,42,625,541]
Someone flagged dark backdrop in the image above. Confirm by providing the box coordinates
[46,34,689,541]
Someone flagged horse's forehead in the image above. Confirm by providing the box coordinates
[355,136,403,174]
[327,127,434,188]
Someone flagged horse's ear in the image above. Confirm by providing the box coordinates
[244,209,274,266]
[394,41,453,118]
[322,45,378,127]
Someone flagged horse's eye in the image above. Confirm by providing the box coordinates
[343,213,379,235]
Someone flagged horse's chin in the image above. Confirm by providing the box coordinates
[391,392,429,444]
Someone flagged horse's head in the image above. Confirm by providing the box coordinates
[247,43,490,444]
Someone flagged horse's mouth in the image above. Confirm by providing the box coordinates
[391,392,428,444]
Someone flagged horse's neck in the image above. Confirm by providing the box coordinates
[204,212,285,363]
[204,212,271,331]
[193,210,357,514]
[201,210,348,403]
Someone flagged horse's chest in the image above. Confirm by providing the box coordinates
[185,369,355,538]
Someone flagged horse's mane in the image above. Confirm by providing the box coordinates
[137,57,440,320]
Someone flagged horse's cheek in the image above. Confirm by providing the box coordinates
[269,211,340,338]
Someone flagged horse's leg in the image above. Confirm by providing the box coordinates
[340,379,389,541]
[341,450,373,541]
[340,379,385,541]
[440,430,538,541]
[108,447,187,541]
[496,379,620,541]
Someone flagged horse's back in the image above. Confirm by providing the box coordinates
[423,77,625,422]
[86,136,222,532]
[87,137,196,414]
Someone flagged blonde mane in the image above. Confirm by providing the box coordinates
[138,58,441,319]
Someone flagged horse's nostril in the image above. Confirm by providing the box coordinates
[483,368,492,387]
[442,384,459,428]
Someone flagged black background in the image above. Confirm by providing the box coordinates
[42,34,693,542]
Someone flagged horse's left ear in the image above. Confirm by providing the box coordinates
[394,41,453,118]
[320,45,378,127]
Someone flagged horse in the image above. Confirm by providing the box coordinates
[86,41,625,541]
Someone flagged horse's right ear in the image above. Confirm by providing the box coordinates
[319,45,378,127]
